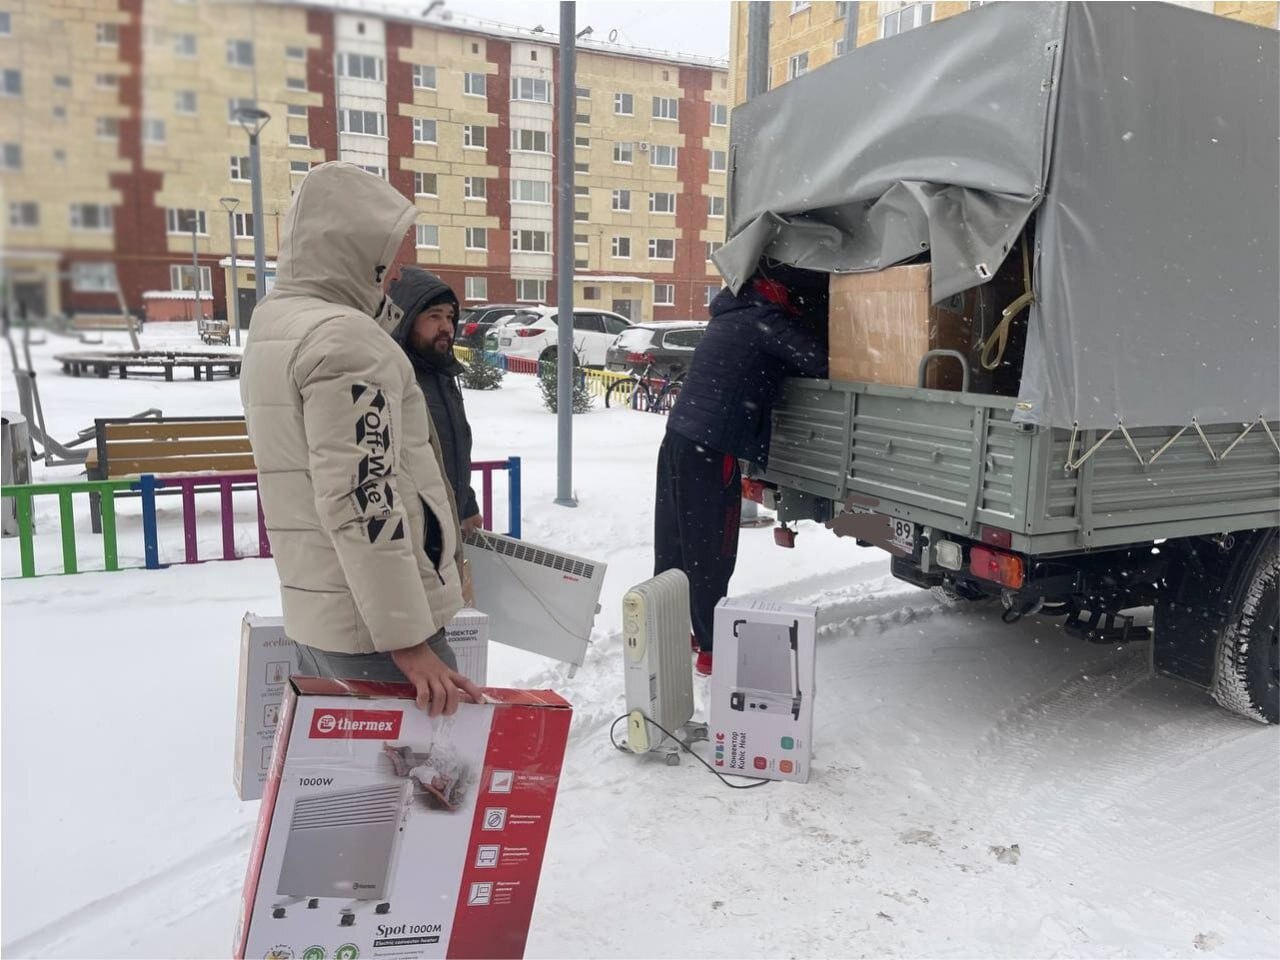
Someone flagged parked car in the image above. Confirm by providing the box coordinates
[605,322,708,376]
[489,308,633,367]
[458,304,530,347]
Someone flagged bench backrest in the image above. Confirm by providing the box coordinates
[96,417,255,477]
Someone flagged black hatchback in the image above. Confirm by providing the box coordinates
[605,322,708,376]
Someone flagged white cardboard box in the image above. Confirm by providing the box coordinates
[236,611,491,802]
[708,599,817,783]
[234,678,572,959]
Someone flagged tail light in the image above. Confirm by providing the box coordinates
[462,322,480,337]
[515,328,542,338]
[626,352,654,365]
[741,478,767,504]
[969,546,1025,589]
[978,525,1014,549]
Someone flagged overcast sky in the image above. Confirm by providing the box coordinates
[377,0,734,61]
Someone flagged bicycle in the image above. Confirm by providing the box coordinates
[605,362,684,413]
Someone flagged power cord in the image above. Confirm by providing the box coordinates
[609,713,772,790]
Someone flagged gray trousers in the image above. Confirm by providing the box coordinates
[293,628,456,682]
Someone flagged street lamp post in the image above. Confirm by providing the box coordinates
[220,196,241,346]
[235,107,272,316]
[190,216,204,322]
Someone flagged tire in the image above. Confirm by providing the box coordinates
[654,382,681,414]
[1212,535,1279,724]
[605,377,642,409]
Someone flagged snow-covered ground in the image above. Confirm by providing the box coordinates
[2,323,1277,959]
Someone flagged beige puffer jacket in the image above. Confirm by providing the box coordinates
[241,162,463,654]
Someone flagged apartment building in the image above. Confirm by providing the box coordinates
[0,0,729,325]
[728,1,1280,105]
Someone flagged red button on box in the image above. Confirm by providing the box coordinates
[753,756,767,770]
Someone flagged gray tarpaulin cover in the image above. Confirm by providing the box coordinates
[716,2,1279,430]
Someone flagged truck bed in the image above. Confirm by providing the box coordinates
[764,379,1280,555]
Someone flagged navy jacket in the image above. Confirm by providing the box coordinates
[667,284,828,466]
[388,268,479,520]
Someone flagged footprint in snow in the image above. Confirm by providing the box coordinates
[989,843,1021,865]
[1194,932,1223,952]
[898,828,940,848]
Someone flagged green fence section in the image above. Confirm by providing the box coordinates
[1,479,137,578]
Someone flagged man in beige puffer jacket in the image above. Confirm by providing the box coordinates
[240,162,482,716]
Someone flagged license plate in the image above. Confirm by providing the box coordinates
[889,518,915,553]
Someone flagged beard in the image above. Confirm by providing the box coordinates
[431,331,453,353]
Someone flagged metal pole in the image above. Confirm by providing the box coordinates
[191,218,203,321]
[249,130,268,307]
[554,1,577,507]
[842,2,860,56]
[746,2,771,99]
[227,210,241,346]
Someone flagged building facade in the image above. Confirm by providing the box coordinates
[728,1,1280,105]
[0,0,729,325]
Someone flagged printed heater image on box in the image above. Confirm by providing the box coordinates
[728,619,802,721]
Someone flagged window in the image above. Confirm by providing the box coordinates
[290,160,311,174]
[53,105,66,121]
[166,208,207,235]
[574,210,589,222]
[53,149,66,164]
[169,264,212,292]
[233,212,255,238]
[575,113,590,125]
[72,262,118,292]
[465,277,487,301]
[96,22,120,45]
[710,103,728,126]
[340,110,387,136]
[709,149,727,173]
[2,143,20,170]
[613,142,633,164]
[516,279,546,302]
[706,241,723,260]
[705,285,720,306]
[511,77,550,102]
[286,77,307,91]
[0,12,9,35]
[654,283,674,306]
[357,164,386,178]
[96,73,119,90]
[9,202,39,229]
[415,224,439,248]
[287,133,310,147]
[576,86,590,99]
[464,72,487,97]
[649,192,677,215]
[611,189,631,211]
[834,37,847,56]
[287,103,307,117]
[338,53,383,81]
[143,118,166,144]
[413,118,437,144]
[511,230,550,253]
[413,64,437,90]
[652,96,679,121]
[286,46,307,60]
[882,2,933,37]
[614,93,634,115]
[96,117,120,139]
[791,1,811,11]
[463,176,486,200]
[575,136,590,149]
[53,75,71,89]
[651,145,677,167]
[228,97,256,123]
[583,286,601,301]
[2,69,20,96]
[575,258,589,269]
[231,155,252,183]
[463,124,487,149]
[574,161,589,174]
[574,185,589,197]
[512,180,550,204]
[788,52,809,80]
[574,233,588,244]
[175,90,198,115]
[465,227,487,251]
[611,236,631,258]
[174,33,197,57]
[415,171,438,196]
[648,238,675,260]
[511,129,549,153]
[471,43,480,55]
[707,196,726,218]
[227,39,254,68]
[70,204,114,231]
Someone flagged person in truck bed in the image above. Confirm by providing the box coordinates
[654,264,829,675]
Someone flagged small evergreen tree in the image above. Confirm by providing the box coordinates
[538,352,593,414]
[459,348,505,390]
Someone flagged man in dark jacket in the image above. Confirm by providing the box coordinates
[655,267,828,675]
[389,268,483,535]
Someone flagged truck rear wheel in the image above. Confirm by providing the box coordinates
[1212,536,1279,724]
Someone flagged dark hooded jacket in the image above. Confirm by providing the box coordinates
[666,278,829,466]
[389,268,479,520]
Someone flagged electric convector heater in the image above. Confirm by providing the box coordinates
[465,531,606,668]
[623,569,694,755]
[729,619,802,720]
[276,782,412,902]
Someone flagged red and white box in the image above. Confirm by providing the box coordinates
[234,677,571,959]
[708,599,817,783]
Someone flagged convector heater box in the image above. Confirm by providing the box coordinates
[709,599,817,784]
[622,570,694,755]
[235,610,489,802]
[465,532,606,668]
[277,782,412,900]
[236,678,573,960]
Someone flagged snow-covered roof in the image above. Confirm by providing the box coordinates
[142,290,214,300]
[218,257,278,270]
[574,275,654,285]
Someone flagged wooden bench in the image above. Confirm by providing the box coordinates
[72,314,138,332]
[86,416,256,533]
